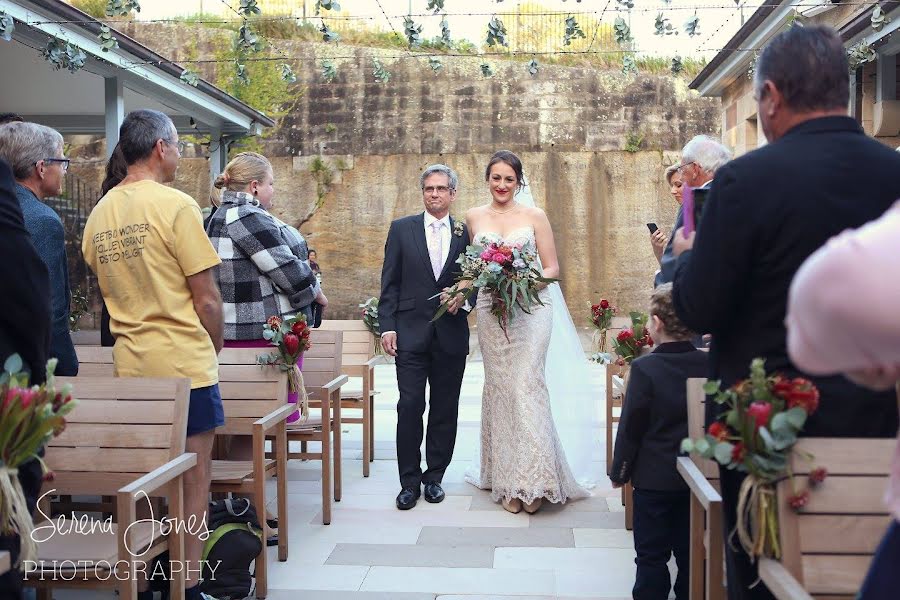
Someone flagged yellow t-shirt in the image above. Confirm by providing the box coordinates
[82,180,222,388]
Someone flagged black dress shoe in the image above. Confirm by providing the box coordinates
[396,486,420,510]
[423,482,445,504]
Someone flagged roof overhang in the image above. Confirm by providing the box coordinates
[0,0,275,136]
[689,0,797,97]
[841,2,900,52]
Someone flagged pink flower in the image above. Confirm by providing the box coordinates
[808,467,828,486]
[17,389,37,410]
[788,490,810,511]
[480,250,493,261]
[491,253,508,264]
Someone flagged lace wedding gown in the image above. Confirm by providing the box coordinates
[465,226,589,504]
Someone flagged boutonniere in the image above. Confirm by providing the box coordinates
[453,221,464,237]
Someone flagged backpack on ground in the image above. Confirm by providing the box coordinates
[200,498,263,600]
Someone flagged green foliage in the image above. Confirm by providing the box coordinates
[527,59,539,76]
[486,16,508,48]
[280,63,297,83]
[98,24,118,52]
[616,0,635,9]
[655,13,676,36]
[373,57,391,83]
[42,38,87,73]
[70,0,107,19]
[871,6,890,32]
[404,16,423,47]
[310,156,334,207]
[440,16,452,47]
[563,16,586,46]
[180,68,200,86]
[848,41,877,70]
[105,0,140,17]
[236,21,263,53]
[480,61,494,77]
[670,55,684,75]
[622,53,637,76]
[428,56,443,72]
[322,59,338,82]
[0,11,13,42]
[614,17,632,45]
[69,288,90,332]
[624,130,643,153]
[324,123,337,133]
[213,37,297,118]
[684,14,700,37]
[427,0,445,13]
[315,0,341,13]
[238,0,261,17]
[319,21,340,43]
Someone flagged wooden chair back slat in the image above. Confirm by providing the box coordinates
[317,320,376,378]
[48,376,190,497]
[774,437,892,595]
[217,350,288,430]
[302,330,343,400]
[687,378,719,480]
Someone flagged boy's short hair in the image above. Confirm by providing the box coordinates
[650,283,695,341]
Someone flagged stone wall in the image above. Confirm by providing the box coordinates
[75,24,719,320]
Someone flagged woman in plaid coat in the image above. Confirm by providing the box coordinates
[206,152,327,346]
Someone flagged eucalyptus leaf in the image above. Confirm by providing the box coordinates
[0,12,16,42]
[486,16,508,48]
[527,59,538,76]
[614,17,632,45]
[322,59,338,82]
[703,380,721,395]
[563,15,586,46]
[373,58,391,83]
[784,406,808,430]
[714,441,734,465]
[694,437,710,456]
[238,0,261,17]
[427,0,445,13]
[428,56,443,72]
[179,68,200,86]
[279,63,297,83]
[684,14,700,37]
[480,62,494,77]
[671,56,684,75]
[404,16,423,47]
[758,427,775,452]
[680,438,694,453]
[440,17,452,47]
[319,22,340,43]
[4,353,23,375]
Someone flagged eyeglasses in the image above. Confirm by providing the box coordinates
[164,139,187,154]
[38,158,70,171]
[676,161,696,173]
[423,185,452,194]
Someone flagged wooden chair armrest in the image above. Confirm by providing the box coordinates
[676,457,722,510]
[254,403,296,432]
[323,374,349,394]
[366,356,386,368]
[118,453,198,499]
[759,558,814,600]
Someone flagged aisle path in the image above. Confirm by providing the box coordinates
[260,360,644,600]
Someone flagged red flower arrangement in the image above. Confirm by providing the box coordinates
[258,314,312,419]
[682,358,824,560]
[611,312,654,364]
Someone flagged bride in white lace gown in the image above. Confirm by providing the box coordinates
[463,151,589,514]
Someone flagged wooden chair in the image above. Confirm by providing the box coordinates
[317,320,385,477]
[676,377,725,600]
[283,330,348,525]
[27,376,195,600]
[605,360,634,530]
[209,348,293,599]
[759,438,894,600]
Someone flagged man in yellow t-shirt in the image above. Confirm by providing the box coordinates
[82,109,223,600]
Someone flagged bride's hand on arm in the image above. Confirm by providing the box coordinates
[532,208,559,282]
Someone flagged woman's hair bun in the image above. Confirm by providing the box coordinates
[213,173,229,189]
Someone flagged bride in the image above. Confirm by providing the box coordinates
[463,150,595,514]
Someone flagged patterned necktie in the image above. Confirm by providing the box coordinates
[428,221,444,280]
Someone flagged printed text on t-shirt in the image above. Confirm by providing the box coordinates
[92,223,150,264]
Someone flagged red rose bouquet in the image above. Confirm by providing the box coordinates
[611,312,653,364]
[589,298,616,355]
[0,355,77,565]
[258,315,311,420]
[681,358,824,559]
[434,238,557,341]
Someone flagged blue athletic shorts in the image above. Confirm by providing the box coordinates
[187,384,225,436]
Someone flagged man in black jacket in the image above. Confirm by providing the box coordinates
[611,283,708,600]
[379,164,472,510]
[672,25,900,600]
[0,158,52,599]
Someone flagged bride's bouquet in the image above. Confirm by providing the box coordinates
[433,238,558,340]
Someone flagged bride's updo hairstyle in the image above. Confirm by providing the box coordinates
[485,150,525,192]
[211,151,272,204]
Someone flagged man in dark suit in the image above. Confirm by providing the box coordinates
[0,157,52,599]
[671,25,900,600]
[379,164,472,510]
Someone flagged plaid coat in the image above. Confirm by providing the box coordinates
[206,191,320,340]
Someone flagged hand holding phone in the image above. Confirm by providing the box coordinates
[646,222,659,234]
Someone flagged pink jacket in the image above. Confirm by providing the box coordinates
[786,200,900,519]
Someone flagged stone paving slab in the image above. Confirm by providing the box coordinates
[266,592,435,600]
[326,543,495,568]
[417,526,575,547]
[527,510,626,529]
[573,528,634,549]
[359,566,556,596]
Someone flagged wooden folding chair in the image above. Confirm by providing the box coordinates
[317,320,385,477]
[209,348,293,599]
[759,438,894,600]
[27,376,195,600]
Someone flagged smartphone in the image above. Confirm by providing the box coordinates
[646,223,659,234]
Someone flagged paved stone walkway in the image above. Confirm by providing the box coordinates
[55,360,672,600]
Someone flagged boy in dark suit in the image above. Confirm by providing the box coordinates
[610,283,708,600]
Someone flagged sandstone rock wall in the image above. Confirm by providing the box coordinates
[75,24,719,321]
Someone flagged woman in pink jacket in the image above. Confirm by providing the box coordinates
[786,200,900,600]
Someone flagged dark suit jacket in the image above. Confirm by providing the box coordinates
[610,342,709,491]
[379,213,471,356]
[0,160,51,384]
[673,116,900,437]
